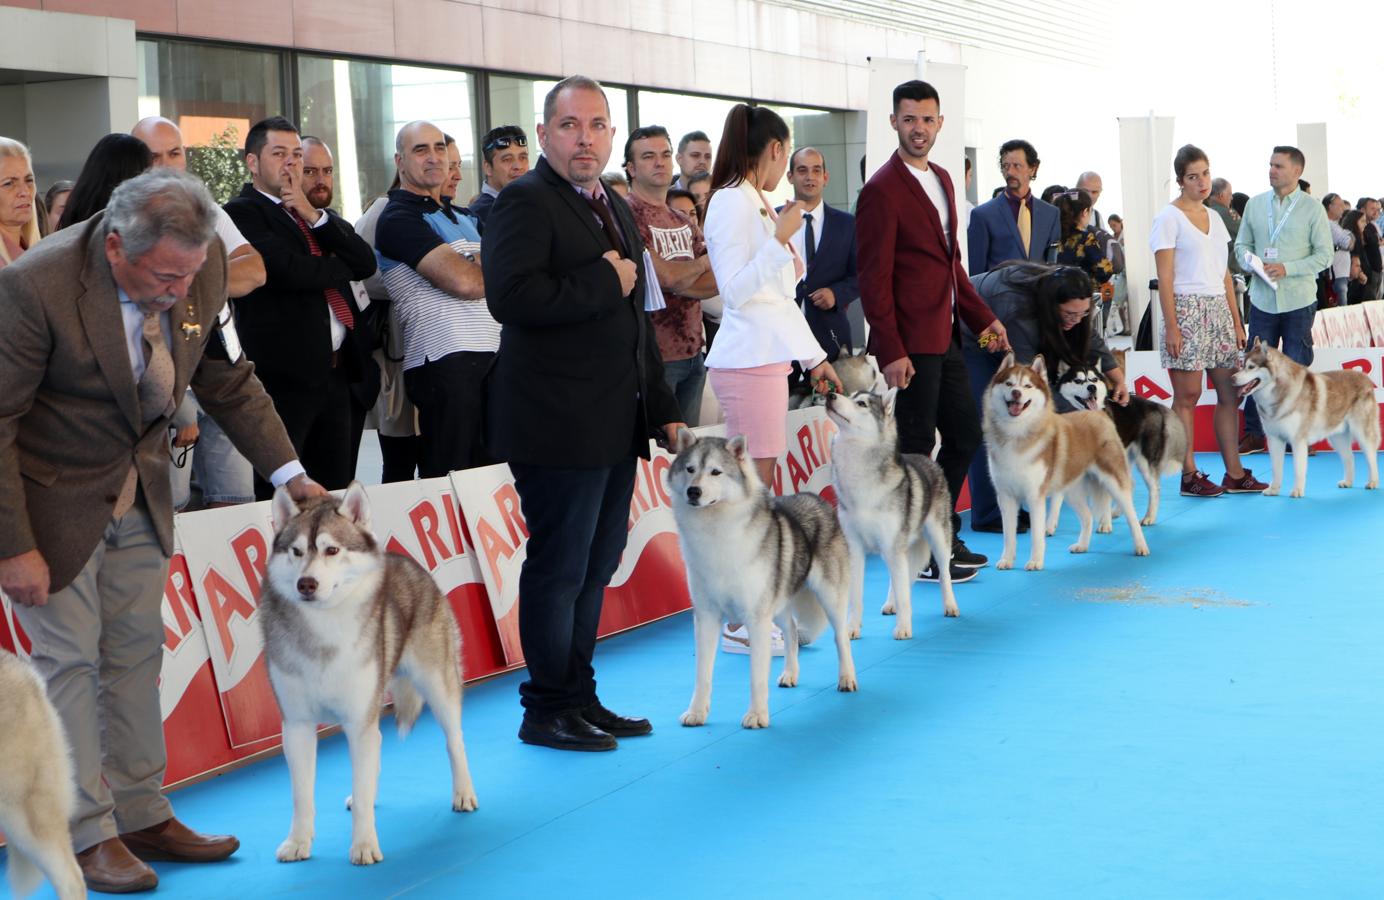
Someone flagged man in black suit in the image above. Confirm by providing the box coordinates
[784,147,860,364]
[225,117,377,498]
[483,75,684,752]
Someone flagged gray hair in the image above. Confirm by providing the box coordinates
[1211,177,1231,197]
[104,168,218,261]
[542,75,609,126]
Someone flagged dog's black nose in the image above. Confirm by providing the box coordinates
[1087,385,1097,395]
[686,486,702,502]
[297,577,318,597]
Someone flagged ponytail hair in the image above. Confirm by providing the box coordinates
[710,104,789,191]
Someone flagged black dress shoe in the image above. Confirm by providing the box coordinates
[972,509,1030,534]
[519,711,617,752]
[581,701,652,737]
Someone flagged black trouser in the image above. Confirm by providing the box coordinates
[893,340,982,536]
[254,365,353,500]
[378,433,420,483]
[403,350,495,478]
[510,458,637,717]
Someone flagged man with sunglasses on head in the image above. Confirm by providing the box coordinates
[468,125,530,226]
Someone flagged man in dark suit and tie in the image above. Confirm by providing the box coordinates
[857,80,1010,580]
[0,169,326,893]
[967,139,1061,274]
[224,117,378,498]
[483,75,684,752]
[783,147,860,363]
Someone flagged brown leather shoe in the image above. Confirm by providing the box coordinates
[77,838,158,893]
[119,817,240,863]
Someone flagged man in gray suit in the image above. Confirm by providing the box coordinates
[0,168,326,893]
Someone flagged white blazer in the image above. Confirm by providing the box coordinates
[702,181,825,370]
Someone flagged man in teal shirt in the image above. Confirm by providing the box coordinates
[1233,145,1333,453]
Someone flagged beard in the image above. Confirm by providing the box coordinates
[307,186,334,209]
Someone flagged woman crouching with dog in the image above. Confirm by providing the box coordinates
[1152,144,1266,498]
[959,261,1127,534]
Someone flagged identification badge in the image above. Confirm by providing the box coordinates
[1263,248,1279,261]
[216,304,243,364]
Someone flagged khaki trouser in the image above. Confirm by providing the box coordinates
[15,493,174,852]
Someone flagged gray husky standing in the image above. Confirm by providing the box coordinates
[260,483,478,866]
[668,431,858,729]
[826,389,958,641]
[0,651,85,899]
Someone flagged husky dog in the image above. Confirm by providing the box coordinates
[825,389,957,641]
[260,483,478,866]
[789,348,884,409]
[1231,339,1380,497]
[1055,362,1187,526]
[982,353,1150,570]
[0,651,85,900]
[668,431,857,729]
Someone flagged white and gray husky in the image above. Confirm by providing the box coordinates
[260,483,478,866]
[1055,362,1187,527]
[0,651,85,900]
[668,431,858,729]
[1232,339,1380,497]
[825,389,958,640]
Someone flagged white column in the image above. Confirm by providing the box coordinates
[1117,114,1175,344]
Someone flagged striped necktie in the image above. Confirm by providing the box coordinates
[286,207,355,329]
[113,311,177,518]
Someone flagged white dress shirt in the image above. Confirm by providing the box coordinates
[256,189,346,351]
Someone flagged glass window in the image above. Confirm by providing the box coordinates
[137,39,286,203]
[632,90,739,182]
[297,56,478,222]
[755,104,851,210]
[487,76,629,182]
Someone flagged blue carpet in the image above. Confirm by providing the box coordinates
[6,454,1384,899]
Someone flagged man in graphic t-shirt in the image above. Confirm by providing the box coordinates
[622,125,718,425]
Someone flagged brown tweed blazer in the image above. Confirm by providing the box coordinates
[0,213,298,591]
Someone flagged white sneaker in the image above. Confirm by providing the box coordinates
[720,624,786,656]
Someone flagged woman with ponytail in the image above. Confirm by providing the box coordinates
[702,104,841,485]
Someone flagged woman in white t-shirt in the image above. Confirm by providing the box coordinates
[1151,144,1265,497]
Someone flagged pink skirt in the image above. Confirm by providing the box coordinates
[708,363,792,458]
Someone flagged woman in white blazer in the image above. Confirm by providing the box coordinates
[702,104,841,485]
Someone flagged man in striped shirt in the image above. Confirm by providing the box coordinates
[375,120,497,477]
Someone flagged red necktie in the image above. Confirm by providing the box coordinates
[287,207,355,330]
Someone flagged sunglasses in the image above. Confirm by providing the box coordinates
[484,134,527,154]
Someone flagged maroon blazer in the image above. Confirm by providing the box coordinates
[856,153,997,365]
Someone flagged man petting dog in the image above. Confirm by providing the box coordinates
[483,76,685,752]
[0,168,326,893]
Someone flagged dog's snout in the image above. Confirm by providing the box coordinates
[1086,384,1097,395]
[1009,389,1022,401]
[297,577,318,597]
[686,486,702,502]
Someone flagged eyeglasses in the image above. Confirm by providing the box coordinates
[484,134,527,154]
[1058,307,1090,324]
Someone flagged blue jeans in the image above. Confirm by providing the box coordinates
[1243,304,1315,437]
[962,345,1005,530]
[662,353,706,427]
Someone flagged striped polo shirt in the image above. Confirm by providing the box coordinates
[375,189,501,371]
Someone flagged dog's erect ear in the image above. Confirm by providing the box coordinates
[339,480,372,529]
[881,386,899,417]
[727,434,750,461]
[674,426,697,454]
[1056,359,1071,379]
[1253,336,1263,352]
[1030,353,1048,382]
[998,351,1016,372]
[271,485,299,531]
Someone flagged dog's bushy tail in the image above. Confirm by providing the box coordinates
[390,677,424,739]
[791,590,828,646]
[6,846,41,899]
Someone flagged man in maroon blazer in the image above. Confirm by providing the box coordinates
[857,79,1010,578]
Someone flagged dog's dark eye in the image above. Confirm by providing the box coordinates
[291,547,304,557]
[856,399,867,407]
[685,465,695,473]
[323,546,340,556]
[709,468,722,476]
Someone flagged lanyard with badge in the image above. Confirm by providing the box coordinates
[1264,192,1300,261]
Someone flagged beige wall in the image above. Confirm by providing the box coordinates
[0,0,957,111]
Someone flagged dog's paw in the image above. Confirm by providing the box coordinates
[276,836,313,863]
[892,623,912,640]
[679,707,708,727]
[1367,480,1379,490]
[1263,486,1280,497]
[1096,522,1113,535]
[1289,487,1305,498]
[880,600,896,615]
[1134,542,1150,557]
[1338,480,1351,489]
[777,670,799,688]
[996,557,1014,570]
[452,787,479,812]
[1068,542,1088,554]
[1140,515,1156,526]
[741,709,770,729]
[349,838,383,866]
[848,626,861,640]
[1024,559,1043,571]
[943,601,959,618]
[838,674,859,692]
[1044,524,1058,537]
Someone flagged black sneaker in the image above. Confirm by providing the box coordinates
[972,509,1030,534]
[917,562,977,584]
[951,538,988,569]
